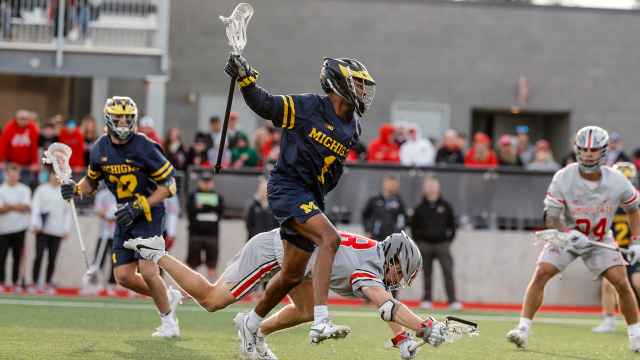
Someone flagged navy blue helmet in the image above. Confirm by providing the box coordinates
[320,58,375,117]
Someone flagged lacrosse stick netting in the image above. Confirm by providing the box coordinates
[43,143,92,275]
[219,3,253,55]
[408,316,479,351]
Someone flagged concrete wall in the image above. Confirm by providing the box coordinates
[9,217,601,306]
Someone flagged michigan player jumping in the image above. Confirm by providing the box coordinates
[507,126,640,352]
[61,96,182,337]
[223,54,376,357]
[124,231,449,360]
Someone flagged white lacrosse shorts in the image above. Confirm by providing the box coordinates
[537,240,626,278]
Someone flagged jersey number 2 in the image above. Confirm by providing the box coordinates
[575,218,607,241]
[109,174,137,199]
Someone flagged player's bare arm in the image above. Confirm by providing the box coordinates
[363,286,423,332]
[626,208,640,236]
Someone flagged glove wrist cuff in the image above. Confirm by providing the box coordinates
[631,235,640,245]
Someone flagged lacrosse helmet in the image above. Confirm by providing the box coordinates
[104,96,139,142]
[320,58,375,117]
[574,126,609,174]
[613,161,638,186]
[380,231,422,291]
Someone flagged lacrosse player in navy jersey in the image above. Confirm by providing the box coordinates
[60,96,183,338]
[223,54,375,358]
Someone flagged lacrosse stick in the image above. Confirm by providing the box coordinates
[43,143,92,276]
[534,229,634,256]
[214,3,254,174]
[81,228,111,290]
[385,316,478,351]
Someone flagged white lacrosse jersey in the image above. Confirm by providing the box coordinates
[544,163,639,243]
[305,231,386,300]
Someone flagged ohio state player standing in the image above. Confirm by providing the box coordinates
[507,126,640,353]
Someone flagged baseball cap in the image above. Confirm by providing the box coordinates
[199,171,213,181]
[516,125,529,134]
[473,133,491,144]
[499,134,512,146]
[229,111,239,120]
[610,133,621,142]
[139,116,154,128]
[535,139,551,152]
[66,120,76,128]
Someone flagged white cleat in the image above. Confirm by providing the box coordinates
[507,326,528,349]
[167,286,183,322]
[591,321,616,333]
[152,322,180,338]
[123,236,167,263]
[309,313,350,344]
[449,301,465,311]
[630,336,640,353]
[234,311,257,360]
[419,301,433,310]
[256,333,278,360]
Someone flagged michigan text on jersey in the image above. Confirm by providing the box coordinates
[308,127,349,157]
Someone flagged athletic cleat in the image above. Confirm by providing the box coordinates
[630,335,640,353]
[449,301,464,311]
[123,236,167,263]
[234,311,257,360]
[309,313,350,344]
[591,320,616,333]
[507,326,528,349]
[419,301,433,310]
[256,333,278,360]
[167,286,183,322]
[152,322,180,338]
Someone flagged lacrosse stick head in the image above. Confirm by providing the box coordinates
[534,229,573,250]
[219,3,253,55]
[42,143,73,184]
[442,316,479,343]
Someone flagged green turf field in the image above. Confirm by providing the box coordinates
[0,295,637,359]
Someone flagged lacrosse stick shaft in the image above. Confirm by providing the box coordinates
[69,200,91,273]
[214,76,237,174]
[408,340,425,352]
[586,239,633,255]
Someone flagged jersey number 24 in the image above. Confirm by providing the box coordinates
[575,218,607,241]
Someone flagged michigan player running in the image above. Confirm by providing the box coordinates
[592,162,640,333]
[223,54,375,356]
[507,126,640,352]
[125,231,450,360]
[60,96,182,337]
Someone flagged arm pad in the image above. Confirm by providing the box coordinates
[157,177,177,198]
[82,176,99,197]
[379,298,402,322]
[544,206,563,220]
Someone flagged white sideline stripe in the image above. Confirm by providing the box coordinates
[0,299,626,326]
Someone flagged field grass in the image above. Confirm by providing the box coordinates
[0,295,638,359]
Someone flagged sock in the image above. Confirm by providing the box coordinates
[604,315,616,325]
[518,317,532,332]
[160,310,176,323]
[628,323,640,338]
[313,306,328,325]
[256,331,267,341]
[247,309,264,333]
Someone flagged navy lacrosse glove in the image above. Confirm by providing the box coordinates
[115,195,152,227]
[60,180,79,201]
[224,53,258,87]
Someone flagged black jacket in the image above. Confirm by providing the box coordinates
[244,198,280,241]
[362,192,406,241]
[186,190,224,236]
[436,148,464,164]
[410,196,456,243]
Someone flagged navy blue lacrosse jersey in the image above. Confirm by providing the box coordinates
[86,134,175,208]
[611,206,630,248]
[240,83,361,203]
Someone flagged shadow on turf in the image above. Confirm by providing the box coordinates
[71,338,220,359]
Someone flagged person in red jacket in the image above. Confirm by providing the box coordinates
[367,123,400,163]
[138,116,164,148]
[464,133,498,168]
[58,120,85,171]
[0,110,40,173]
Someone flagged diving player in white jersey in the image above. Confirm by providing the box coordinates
[507,126,640,353]
[125,230,450,360]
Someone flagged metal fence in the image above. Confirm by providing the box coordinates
[0,0,164,48]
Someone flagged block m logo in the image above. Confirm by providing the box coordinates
[300,201,319,214]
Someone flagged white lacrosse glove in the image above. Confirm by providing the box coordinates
[627,236,640,265]
[557,229,589,249]
[416,317,446,348]
[387,331,419,359]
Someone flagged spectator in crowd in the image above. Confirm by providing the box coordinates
[464,133,498,168]
[605,133,631,166]
[253,127,271,167]
[345,140,368,163]
[367,123,400,163]
[0,0,11,39]
[516,125,536,165]
[58,120,85,171]
[0,164,31,292]
[30,111,40,129]
[394,119,408,147]
[186,133,212,167]
[231,133,259,168]
[164,126,189,171]
[0,110,40,177]
[409,174,462,311]
[186,172,224,283]
[51,116,64,136]
[137,116,163,146]
[29,169,71,293]
[244,179,280,240]
[80,115,100,167]
[436,129,464,164]
[399,123,435,167]
[205,116,231,166]
[92,184,118,293]
[562,134,577,166]
[497,134,522,166]
[525,140,561,171]
[227,111,247,150]
[262,127,281,161]
[362,172,406,241]
[38,123,59,161]
[164,193,181,253]
[458,133,468,152]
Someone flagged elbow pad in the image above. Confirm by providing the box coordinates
[158,177,177,198]
[379,298,402,322]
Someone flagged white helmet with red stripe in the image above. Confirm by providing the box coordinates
[381,231,422,291]
[574,126,609,174]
